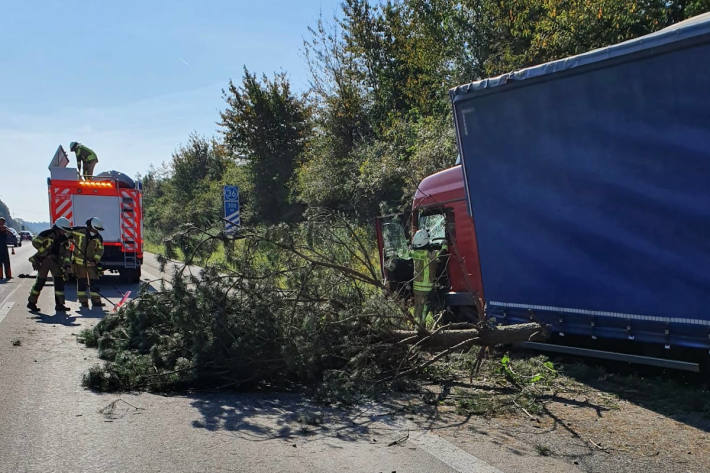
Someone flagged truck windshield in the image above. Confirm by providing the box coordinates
[382,221,410,259]
[419,213,446,245]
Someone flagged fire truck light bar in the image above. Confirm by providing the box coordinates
[79,181,114,188]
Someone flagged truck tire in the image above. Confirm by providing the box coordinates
[450,305,479,322]
[119,267,141,283]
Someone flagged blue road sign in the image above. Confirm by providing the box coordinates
[223,185,240,233]
[224,185,238,201]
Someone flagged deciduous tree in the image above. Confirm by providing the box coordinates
[220,69,311,224]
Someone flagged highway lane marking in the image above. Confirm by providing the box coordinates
[0,282,23,325]
[364,402,504,473]
[0,286,20,322]
[0,300,17,325]
[409,430,504,473]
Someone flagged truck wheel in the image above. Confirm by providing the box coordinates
[451,305,479,322]
[119,267,141,283]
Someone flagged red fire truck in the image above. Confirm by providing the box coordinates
[47,146,143,282]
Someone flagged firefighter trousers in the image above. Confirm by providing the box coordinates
[0,248,10,279]
[28,256,65,307]
[414,289,432,324]
[75,264,101,306]
[82,160,97,180]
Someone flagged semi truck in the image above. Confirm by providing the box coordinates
[48,146,143,282]
[377,13,710,370]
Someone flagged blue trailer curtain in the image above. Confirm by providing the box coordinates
[453,32,710,323]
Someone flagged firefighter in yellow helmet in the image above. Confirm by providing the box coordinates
[71,217,105,308]
[27,217,73,313]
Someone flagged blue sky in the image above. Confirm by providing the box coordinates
[1,0,341,221]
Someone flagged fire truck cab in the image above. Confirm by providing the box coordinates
[47,146,143,282]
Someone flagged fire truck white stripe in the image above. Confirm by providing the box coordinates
[56,200,71,214]
[122,227,137,240]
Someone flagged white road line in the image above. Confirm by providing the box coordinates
[0,281,21,306]
[367,401,504,473]
[409,430,504,473]
[0,301,17,325]
[0,282,24,325]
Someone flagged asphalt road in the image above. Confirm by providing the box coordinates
[0,244,514,473]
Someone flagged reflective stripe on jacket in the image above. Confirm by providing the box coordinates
[70,227,104,265]
[412,244,447,292]
[412,249,435,292]
[75,144,98,164]
[31,228,71,264]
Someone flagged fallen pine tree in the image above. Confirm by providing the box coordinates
[79,210,547,400]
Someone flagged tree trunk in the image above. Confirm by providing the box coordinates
[390,322,547,351]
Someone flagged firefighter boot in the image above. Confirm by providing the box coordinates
[91,298,105,308]
[91,289,105,308]
[28,277,46,311]
[77,279,90,308]
[55,292,70,312]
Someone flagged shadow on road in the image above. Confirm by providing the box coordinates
[31,311,81,326]
[188,393,405,444]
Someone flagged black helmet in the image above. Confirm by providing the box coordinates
[70,141,78,151]
[87,217,104,231]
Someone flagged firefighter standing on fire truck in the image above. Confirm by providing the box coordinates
[27,218,73,312]
[69,142,99,180]
[70,217,105,308]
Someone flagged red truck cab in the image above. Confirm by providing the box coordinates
[376,165,483,319]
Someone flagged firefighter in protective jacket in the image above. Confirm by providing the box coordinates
[411,229,447,325]
[27,218,73,312]
[71,217,105,308]
[69,142,99,180]
[0,217,12,279]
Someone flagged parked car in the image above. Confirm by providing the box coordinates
[19,230,33,241]
[6,228,20,247]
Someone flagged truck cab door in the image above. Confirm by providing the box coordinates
[417,211,450,290]
[375,215,413,296]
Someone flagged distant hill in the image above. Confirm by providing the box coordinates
[14,219,50,234]
[0,199,17,229]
